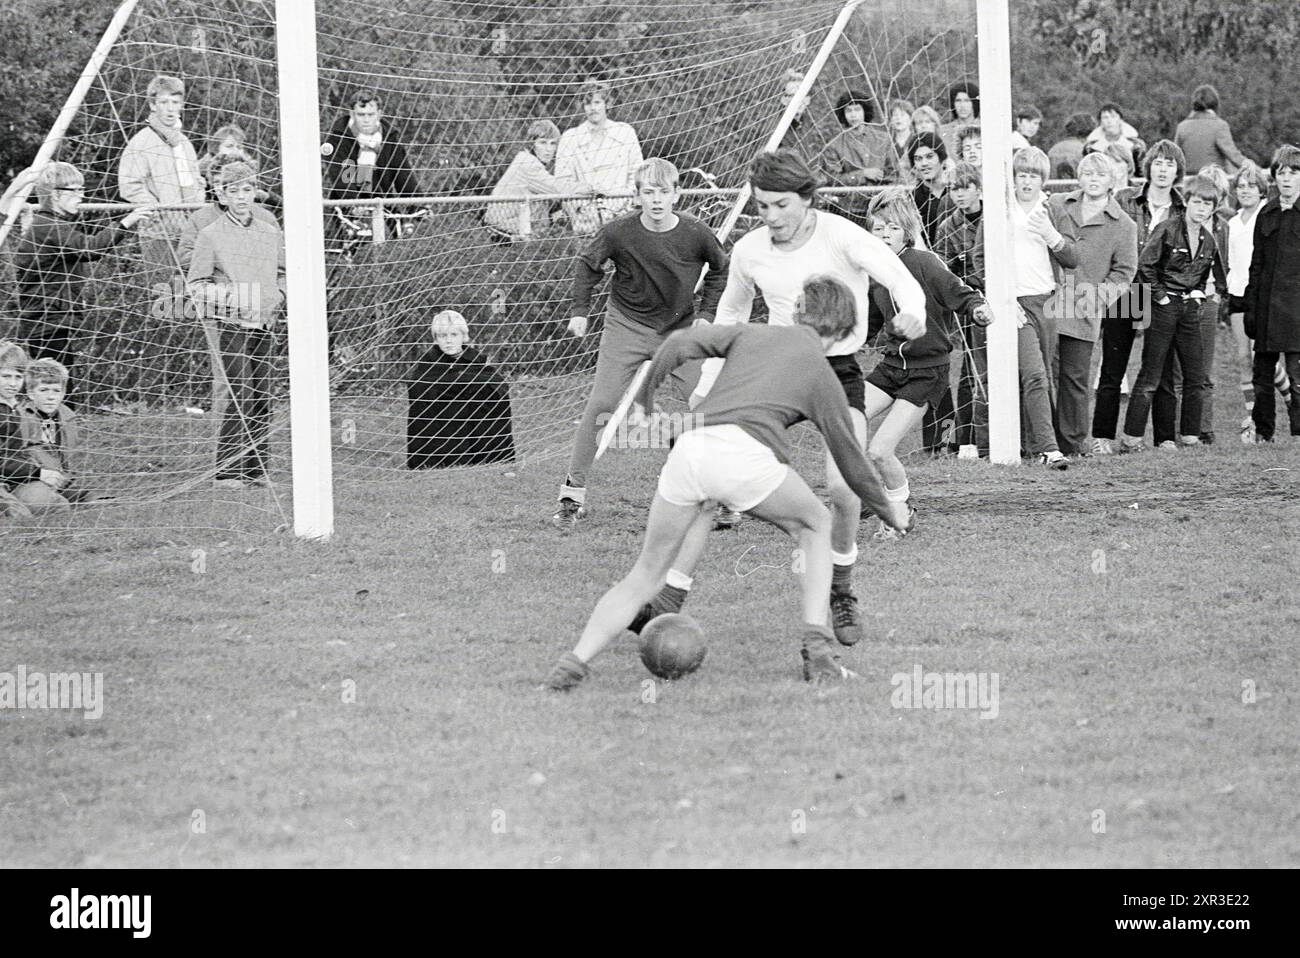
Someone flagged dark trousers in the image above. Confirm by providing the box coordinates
[1156,294,1221,441]
[216,327,273,480]
[922,387,956,451]
[1053,334,1095,456]
[1252,350,1300,440]
[954,314,988,452]
[1091,298,1176,441]
[1124,298,1205,440]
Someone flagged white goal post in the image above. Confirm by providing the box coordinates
[0,0,1020,540]
[974,0,1021,465]
[268,0,1022,536]
[275,0,334,539]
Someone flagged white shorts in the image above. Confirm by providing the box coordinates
[656,424,788,512]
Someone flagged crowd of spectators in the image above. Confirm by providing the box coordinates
[3,69,1298,518]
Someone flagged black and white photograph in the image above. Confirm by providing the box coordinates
[0,0,1293,914]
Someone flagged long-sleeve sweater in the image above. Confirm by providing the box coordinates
[934,206,984,290]
[635,323,892,519]
[186,211,286,329]
[484,149,581,236]
[868,246,984,368]
[15,211,129,324]
[177,202,280,272]
[571,212,729,331]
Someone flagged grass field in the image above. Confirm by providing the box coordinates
[3,403,1298,866]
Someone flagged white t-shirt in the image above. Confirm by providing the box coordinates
[1011,195,1056,297]
[698,210,925,395]
[1227,205,1262,297]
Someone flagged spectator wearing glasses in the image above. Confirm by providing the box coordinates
[14,163,155,402]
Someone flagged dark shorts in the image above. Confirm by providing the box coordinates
[865,361,951,410]
[827,353,866,413]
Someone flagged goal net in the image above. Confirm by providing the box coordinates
[0,0,982,539]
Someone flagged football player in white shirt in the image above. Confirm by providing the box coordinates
[628,149,926,649]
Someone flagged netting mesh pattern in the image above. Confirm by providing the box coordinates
[0,0,978,537]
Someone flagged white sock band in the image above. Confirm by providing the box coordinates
[885,481,910,503]
[831,545,858,566]
[665,569,693,591]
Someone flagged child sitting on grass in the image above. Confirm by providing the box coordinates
[0,341,38,518]
[13,358,81,512]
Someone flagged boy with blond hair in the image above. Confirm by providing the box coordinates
[554,157,729,525]
[15,161,155,400]
[187,160,286,487]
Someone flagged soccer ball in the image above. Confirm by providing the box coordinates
[639,613,707,680]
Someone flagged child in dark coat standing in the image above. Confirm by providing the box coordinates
[1242,145,1300,442]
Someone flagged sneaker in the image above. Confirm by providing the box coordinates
[541,652,590,691]
[713,505,742,531]
[1240,417,1256,444]
[1119,436,1145,454]
[1091,438,1114,456]
[1040,450,1069,470]
[1177,435,1201,447]
[829,587,863,646]
[552,498,586,528]
[1156,440,1178,451]
[800,629,854,683]
[1199,431,1215,446]
[872,505,916,541]
[627,584,688,635]
[957,444,979,460]
[213,477,248,490]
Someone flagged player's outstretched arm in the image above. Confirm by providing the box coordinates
[570,228,612,322]
[845,226,927,339]
[636,325,745,411]
[693,261,754,401]
[811,374,910,531]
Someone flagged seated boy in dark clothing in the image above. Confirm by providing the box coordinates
[407,309,515,469]
[12,357,82,512]
[0,341,38,518]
